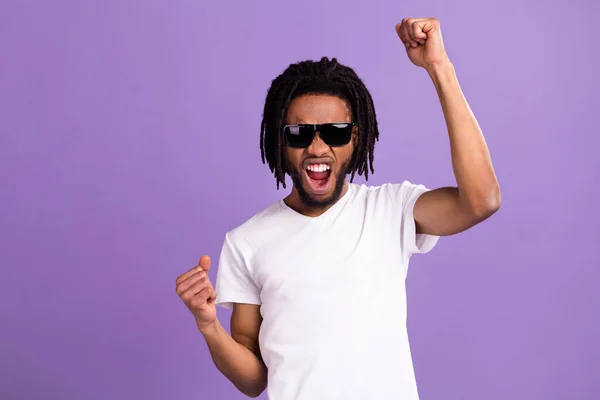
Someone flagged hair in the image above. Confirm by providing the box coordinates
[259,57,379,189]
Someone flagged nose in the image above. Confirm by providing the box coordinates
[306,131,329,155]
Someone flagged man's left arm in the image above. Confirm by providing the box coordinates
[396,18,501,236]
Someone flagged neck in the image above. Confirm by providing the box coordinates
[284,181,349,217]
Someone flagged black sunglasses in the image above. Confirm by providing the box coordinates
[283,123,355,148]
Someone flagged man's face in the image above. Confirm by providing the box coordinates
[283,94,356,210]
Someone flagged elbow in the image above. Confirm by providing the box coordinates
[469,186,501,221]
[489,184,502,213]
[481,198,500,220]
[464,183,502,223]
[243,384,267,398]
[237,376,267,398]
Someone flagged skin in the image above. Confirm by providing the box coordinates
[176,256,266,397]
[283,94,357,217]
[395,18,501,234]
[176,17,500,397]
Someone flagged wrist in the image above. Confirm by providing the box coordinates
[424,57,453,74]
[198,318,221,337]
[425,59,456,91]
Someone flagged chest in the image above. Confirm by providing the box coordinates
[250,213,406,311]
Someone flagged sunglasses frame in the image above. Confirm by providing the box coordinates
[282,122,356,148]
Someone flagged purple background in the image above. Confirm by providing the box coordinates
[1,0,598,399]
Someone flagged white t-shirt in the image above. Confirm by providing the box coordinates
[215,181,439,400]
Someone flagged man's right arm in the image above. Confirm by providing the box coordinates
[200,304,267,398]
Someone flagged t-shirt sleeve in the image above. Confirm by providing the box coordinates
[214,231,261,310]
[387,181,440,259]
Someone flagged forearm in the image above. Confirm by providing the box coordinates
[426,61,500,216]
[200,320,267,398]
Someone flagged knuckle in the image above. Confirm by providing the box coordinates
[191,296,206,309]
[199,285,210,295]
[182,291,194,303]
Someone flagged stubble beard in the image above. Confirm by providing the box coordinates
[288,158,351,210]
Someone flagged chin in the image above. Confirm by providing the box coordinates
[296,170,345,209]
[288,158,351,210]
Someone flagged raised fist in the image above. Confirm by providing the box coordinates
[395,17,450,68]
[176,255,217,331]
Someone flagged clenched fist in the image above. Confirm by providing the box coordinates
[395,18,450,69]
[176,255,217,331]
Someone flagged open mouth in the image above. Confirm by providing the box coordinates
[304,163,332,195]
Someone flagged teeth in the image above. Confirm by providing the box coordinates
[306,163,331,172]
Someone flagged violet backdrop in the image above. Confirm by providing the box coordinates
[1,0,598,399]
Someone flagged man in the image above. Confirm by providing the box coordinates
[176,18,500,399]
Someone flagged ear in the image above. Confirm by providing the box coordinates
[351,124,359,147]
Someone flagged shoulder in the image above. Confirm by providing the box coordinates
[224,200,287,249]
[351,181,429,203]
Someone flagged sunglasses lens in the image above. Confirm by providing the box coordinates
[319,123,353,146]
[284,123,354,148]
[284,125,314,148]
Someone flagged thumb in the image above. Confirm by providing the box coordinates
[199,255,211,272]
[420,19,439,35]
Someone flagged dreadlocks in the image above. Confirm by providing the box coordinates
[259,57,379,189]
